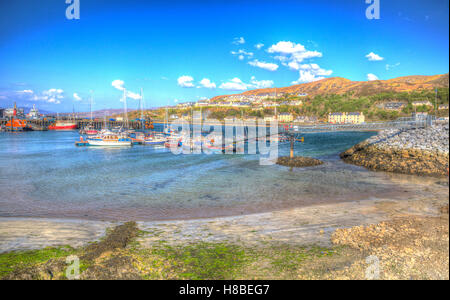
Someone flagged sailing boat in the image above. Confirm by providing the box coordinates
[85,91,132,146]
[80,92,99,135]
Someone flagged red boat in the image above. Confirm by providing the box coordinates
[48,120,78,130]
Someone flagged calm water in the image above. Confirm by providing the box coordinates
[0,128,417,221]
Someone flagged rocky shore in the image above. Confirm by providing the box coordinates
[276,156,324,168]
[340,124,449,177]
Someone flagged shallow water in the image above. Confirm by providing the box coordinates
[0,127,432,221]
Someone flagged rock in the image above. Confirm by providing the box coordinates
[340,124,449,177]
[277,156,324,168]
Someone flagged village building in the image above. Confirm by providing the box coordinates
[383,102,407,110]
[328,112,365,124]
[277,112,294,122]
[264,115,275,122]
[412,100,433,107]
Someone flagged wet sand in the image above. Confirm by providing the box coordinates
[1,177,447,253]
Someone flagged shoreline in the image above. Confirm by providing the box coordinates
[1,176,447,253]
[340,124,449,177]
[1,187,448,279]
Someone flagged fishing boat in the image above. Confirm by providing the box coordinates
[203,134,229,153]
[164,134,182,149]
[79,124,98,135]
[86,132,132,147]
[48,120,78,130]
[144,133,166,145]
[130,132,145,144]
[3,103,33,131]
[28,123,48,131]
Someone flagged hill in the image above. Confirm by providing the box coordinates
[211,74,449,101]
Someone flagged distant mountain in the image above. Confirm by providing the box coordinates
[211,74,449,101]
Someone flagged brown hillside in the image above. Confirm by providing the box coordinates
[210,74,449,101]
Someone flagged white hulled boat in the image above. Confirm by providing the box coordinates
[87,132,132,147]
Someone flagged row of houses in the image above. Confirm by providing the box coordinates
[173,113,318,124]
[222,113,296,123]
[175,99,304,109]
[377,101,449,111]
[328,112,365,124]
[220,92,308,103]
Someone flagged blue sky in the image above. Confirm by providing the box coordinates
[0,0,448,112]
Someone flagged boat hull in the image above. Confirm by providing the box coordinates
[87,140,132,147]
[145,140,166,145]
[49,124,78,130]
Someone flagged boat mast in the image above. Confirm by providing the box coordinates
[123,88,128,129]
[165,106,168,132]
[90,91,93,123]
[140,88,144,121]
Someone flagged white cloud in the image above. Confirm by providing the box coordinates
[17,89,33,94]
[40,88,64,104]
[268,41,306,55]
[127,91,141,100]
[268,41,331,83]
[232,37,245,45]
[367,73,379,81]
[219,78,249,91]
[268,41,322,62]
[12,88,64,104]
[177,75,195,88]
[249,76,274,89]
[386,62,400,70]
[199,78,216,89]
[112,79,125,91]
[366,52,384,61]
[219,77,274,91]
[73,93,82,101]
[291,64,333,84]
[47,98,61,104]
[111,79,142,99]
[231,49,253,60]
[255,43,264,50]
[287,61,301,71]
[248,59,279,71]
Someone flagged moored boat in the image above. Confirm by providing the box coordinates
[164,134,182,148]
[48,120,78,130]
[3,118,32,131]
[79,124,98,135]
[144,133,166,145]
[86,133,132,147]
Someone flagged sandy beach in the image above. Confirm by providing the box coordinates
[1,171,448,279]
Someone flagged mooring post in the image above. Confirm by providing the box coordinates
[290,135,294,158]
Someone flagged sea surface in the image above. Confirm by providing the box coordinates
[0,127,427,221]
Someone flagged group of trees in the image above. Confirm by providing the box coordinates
[296,88,449,121]
[131,88,449,122]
